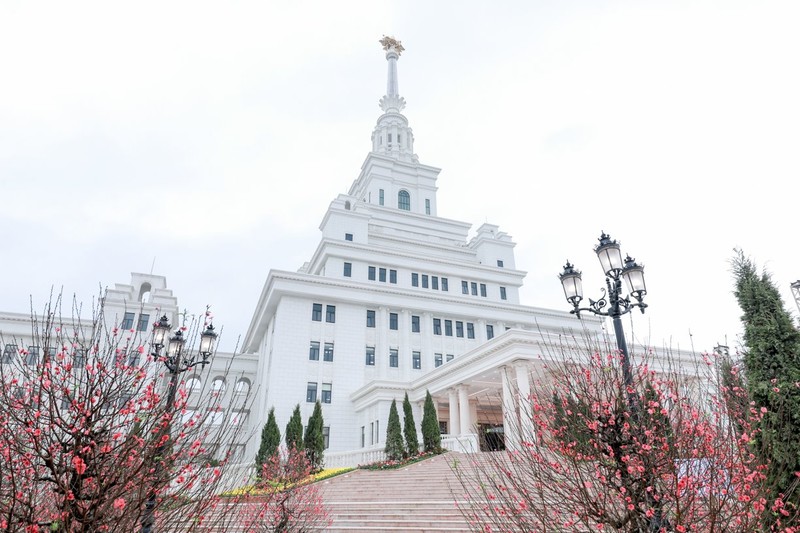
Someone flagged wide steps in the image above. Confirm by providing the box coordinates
[318,453,471,532]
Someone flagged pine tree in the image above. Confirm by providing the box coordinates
[385,400,405,461]
[255,407,281,472]
[304,401,325,471]
[285,404,304,452]
[402,392,419,456]
[421,390,442,453]
[732,250,800,517]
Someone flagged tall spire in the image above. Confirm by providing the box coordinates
[372,36,417,162]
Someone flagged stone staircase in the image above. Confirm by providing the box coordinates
[317,452,472,532]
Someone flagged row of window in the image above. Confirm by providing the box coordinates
[121,312,150,332]
[1,345,144,367]
[311,304,336,323]
[368,266,398,284]
[306,382,333,404]
[308,342,335,362]
[364,346,454,369]
[411,272,449,291]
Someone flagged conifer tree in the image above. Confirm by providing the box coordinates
[255,407,281,471]
[421,390,442,453]
[304,401,325,471]
[285,404,304,452]
[402,392,419,456]
[385,399,405,461]
[732,250,800,516]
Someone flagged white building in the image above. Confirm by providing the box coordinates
[2,39,691,468]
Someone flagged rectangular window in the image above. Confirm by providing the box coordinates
[471,282,478,296]
[497,259,504,267]
[312,303,322,322]
[425,198,431,215]
[361,426,365,447]
[422,275,429,289]
[74,349,86,368]
[411,273,419,287]
[411,315,420,333]
[343,262,352,277]
[389,312,398,330]
[375,421,379,444]
[433,318,442,335]
[321,383,332,404]
[379,189,385,206]
[326,305,336,323]
[456,321,464,338]
[309,341,320,361]
[439,421,448,434]
[121,312,135,330]
[323,426,330,449]
[323,343,334,362]
[306,382,317,403]
[444,320,453,336]
[136,313,150,332]
[412,351,421,369]
[366,310,376,327]
[26,346,39,366]
[379,268,387,282]
[461,281,469,294]
[368,266,376,281]
[345,233,353,241]
[446,353,454,362]
[434,353,443,367]
[365,346,375,366]
[431,276,439,290]
[467,322,475,339]
[500,287,507,300]
[486,324,494,340]
[389,348,399,368]
[480,284,487,297]
[370,422,374,445]
[389,269,397,284]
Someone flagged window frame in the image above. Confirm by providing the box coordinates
[379,268,387,282]
[306,382,318,403]
[389,348,399,368]
[442,278,449,291]
[325,305,336,323]
[411,273,419,287]
[398,190,411,211]
[456,321,464,338]
[343,262,352,277]
[389,312,398,330]
[434,353,443,367]
[461,281,469,294]
[368,266,376,281]
[366,310,376,328]
[309,341,320,361]
[121,312,135,330]
[444,320,453,336]
[312,303,322,322]
[412,351,421,369]
[411,315,420,333]
[136,313,150,332]
[433,318,442,335]
[321,383,332,404]
[365,346,375,366]
[480,283,487,297]
[389,269,397,284]
[500,286,507,300]
[486,324,495,340]
[467,322,475,339]
[323,342,334,362]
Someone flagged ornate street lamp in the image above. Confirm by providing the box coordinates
[559,232,647,390]
[141,315,217,533]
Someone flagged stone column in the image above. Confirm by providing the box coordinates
[458,385,471,436]
[448,388,460,436]
[515,361,534,445]
[501,366,518,452]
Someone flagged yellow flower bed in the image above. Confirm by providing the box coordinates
[224,467,354,497]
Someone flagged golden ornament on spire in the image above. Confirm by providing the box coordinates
[379,35,404,55]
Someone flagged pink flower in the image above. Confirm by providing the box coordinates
[114,498,126,510]
[72,456,87,475]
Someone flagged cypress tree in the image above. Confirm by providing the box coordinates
[255,407,281,471]
[421,390,442,453]
[285,404,304,452]
[402,392,419,456]
[304,401,325,471]
[732,250,800,516]
[385,399,405,461]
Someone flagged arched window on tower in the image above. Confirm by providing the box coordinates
[398,190,410,211]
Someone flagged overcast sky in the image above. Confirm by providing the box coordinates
[1,1,798,354]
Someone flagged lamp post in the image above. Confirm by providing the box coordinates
[141,315,218,533]
[559,232,647,393]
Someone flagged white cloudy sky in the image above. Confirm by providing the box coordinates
[1,1,798,354]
